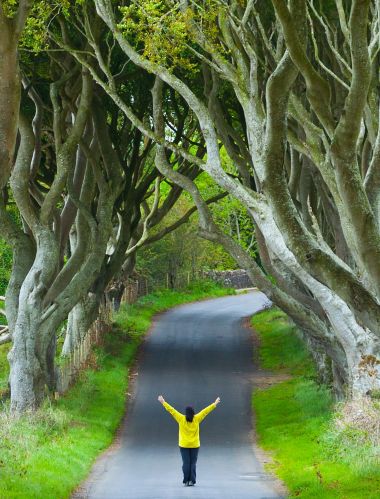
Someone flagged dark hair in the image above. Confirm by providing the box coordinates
[185,406,195,422]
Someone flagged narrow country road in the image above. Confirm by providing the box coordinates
[76,291,284,499]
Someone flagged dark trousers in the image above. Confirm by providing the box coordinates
[179,447,199,484]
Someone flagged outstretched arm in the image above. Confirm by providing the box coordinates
[158,395,183,423]
[196,397,221,423]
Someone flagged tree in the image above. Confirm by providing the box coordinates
[0,1,227,412]
[136,192,238,289]
[92,0,380,398]
[46,0,231,350]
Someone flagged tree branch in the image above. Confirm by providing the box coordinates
[332,0,371,155]
[14,0,33,38]
[40,70,92,225]
[144,191,228,246]
[271,0,335,135]
[10,112,40,231]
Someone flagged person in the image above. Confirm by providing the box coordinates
[158,394,221,486]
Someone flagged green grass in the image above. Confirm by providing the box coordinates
[0,281,233,499]
[252,308,380,499]
[252,308,315,376]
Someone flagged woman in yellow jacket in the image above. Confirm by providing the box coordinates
[158,394,221,486]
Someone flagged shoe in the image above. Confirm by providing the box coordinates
[184,482,189,486]
[188,481,195,486]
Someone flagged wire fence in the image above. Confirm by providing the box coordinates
[121,272,197,304]
[55,303,113,395]
[2,270,252,396]
[54,269,252,395]
[55,273,200,394]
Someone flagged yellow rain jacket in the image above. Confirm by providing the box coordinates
[163,401,216,448]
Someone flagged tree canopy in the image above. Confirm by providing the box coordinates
[1,0,380,412]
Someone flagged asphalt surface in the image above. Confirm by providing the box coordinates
[78,291,284,499]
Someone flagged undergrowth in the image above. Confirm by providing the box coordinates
[252,308,380,499]
[0,281,232,498]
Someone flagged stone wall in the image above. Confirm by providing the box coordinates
[204,269,253,289]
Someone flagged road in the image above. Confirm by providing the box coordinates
[76,291,284,499]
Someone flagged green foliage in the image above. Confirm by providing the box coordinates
[194,171,258,259]
[252,308,380,499]
[136,197,238,287]
[210,194,257,258]
[137,173,258,287]
[2,1,52,51]
[118,1,197,71]
[370,389,380,400]
[20,2,52,52]
[0,282,232,498]
[137,224,237,286]
[118,0,225,71]
[0,343,11,398]
[1,0,19,18]
[11,0,80,53]
[0,239,12,299]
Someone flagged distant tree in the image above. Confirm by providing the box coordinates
[136,194,237,289]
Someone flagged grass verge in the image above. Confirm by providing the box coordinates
[0,281,233,499]
[252,308,380,499]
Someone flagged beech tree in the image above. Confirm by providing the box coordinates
[91,0,380,398]
[45,0,227,348]
[0,1,226,413]
[3,0,380,412]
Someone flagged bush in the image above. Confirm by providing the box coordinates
[0,238,12,297]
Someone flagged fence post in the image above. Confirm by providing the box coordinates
[55,293,117,395]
